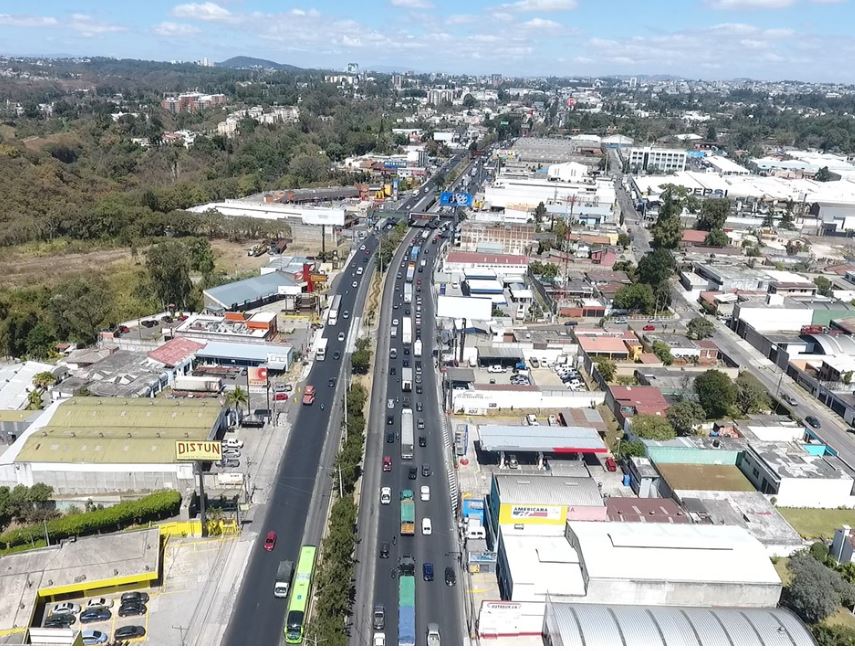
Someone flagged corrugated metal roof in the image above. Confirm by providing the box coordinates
[545,603,814,646]
[480,425,607,454]
[494,474,603,507]
[196,341,292,363]
[204,271,297,309]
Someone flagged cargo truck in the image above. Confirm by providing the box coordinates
[173,376,223,393]
[400,489,415,536]
[411,245,421,260]
[398,556,416,646]
[406,261,416,283]
[403,283,413,305]
[316,338,328,361]
[273,560,295,598]
[402,367,413,393]
[401,408,414,460]
[402,319,412,345]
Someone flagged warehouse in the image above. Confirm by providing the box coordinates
[0,397,226,494]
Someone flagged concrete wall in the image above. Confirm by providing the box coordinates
[646,446,741,466]
[7,462,195,495]
[452,389,605,414]
[776,476,855,509]
[580,577,781,609]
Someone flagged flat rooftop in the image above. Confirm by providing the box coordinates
[655,463,754,492]
[479,425,607,454]
[752,442,855,480]
[495,474,603,506]
[0,527,160,635]
[606,497,688,524]
[502,534,586,598]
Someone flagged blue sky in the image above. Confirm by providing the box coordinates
[0,0,852,81]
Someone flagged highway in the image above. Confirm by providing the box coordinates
[223,236,379,646]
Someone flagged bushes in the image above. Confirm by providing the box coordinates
[0,489,181,549]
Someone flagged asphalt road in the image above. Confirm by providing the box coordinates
[222,235,379,646]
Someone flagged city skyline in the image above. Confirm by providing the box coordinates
[0,0,853,82]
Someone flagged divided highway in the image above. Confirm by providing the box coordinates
[223,236,378,646]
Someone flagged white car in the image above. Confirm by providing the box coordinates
[356,266,363,275]
[380,487,392,505]
[86,598,114,609]
[51,602,80,615]
[373,632,386,646]
[526,414,539,426]
[223,438,243,449]
[420,485,430,502]
[487,365,504,374]
[392,318,399,326]
[338,332,346,342]
[422,517,432,535]
[352,281,358,288]
[387,398,395,409]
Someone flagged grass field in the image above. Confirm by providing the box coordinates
[778,508,855,540]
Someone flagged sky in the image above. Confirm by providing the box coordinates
[0,0,854,82]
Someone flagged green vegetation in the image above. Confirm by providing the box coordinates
[695,198,730,232]
[686,316,715,340]
[0,483,54,531]
[351,337,372,375]
[704,228,729,247]
[616,439,646,460]
[613,283,655,314]
[596,357,617,382]
[528,260,559,281]
[778,508,855,540]
[667,400,706,436]
[0,489,180,551]
[630,414,676,441]
[694,369,738,418]
[651,340,673,365]
[309,381,367,643]
[735,371,771,414]
[785,552,855,624]
[816,276,834,297]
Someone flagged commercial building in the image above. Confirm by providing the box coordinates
[0,397,226,494]
[443,252,529,277]
[160,92,226,113]
[482,177,616,220]
[456,222,537,256]
[703,154,750,176]
[0,361,55,410]
[628,147,687,174]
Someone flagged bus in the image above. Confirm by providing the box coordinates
[284,545,318,644]
[327,295,342,326]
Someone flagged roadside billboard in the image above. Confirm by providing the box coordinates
[175,441,222,462]
[247,366,268,386]
[300,207,346,227]
[440,191,473,208]
[498,503,568,525]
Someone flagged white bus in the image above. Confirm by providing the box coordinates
[327,295,342,326]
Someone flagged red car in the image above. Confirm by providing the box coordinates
[263,531,277,551]
[643,324,656,331]
[383,455,392,472]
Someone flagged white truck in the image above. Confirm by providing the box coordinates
[174,376,223,393]
[403,283,413,305]
[402,319,412,346]
[413,339,422,358]
[316,338,328,361]
[273,560,294,598]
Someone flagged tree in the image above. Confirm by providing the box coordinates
[787,553,855,624]
[226,387,248,420]
[25,323,55,360]
[650,189,685,250]
[667,400,706,436]
[735,371,771,414]
[616,439,646,460]
[704,228,729,247]
[48,278,110,345]
[694,370,737,418]
[463,94,477,109]
[596,358,617,382]
[686,317,715,340]
[815,166,833,182]
[145,241,194,309]
[631,414,676,441]
[705,124,717,142]
[696,198,731,231]
[652,340,673,365]
[637,249,676,287]
[815,276,833,297]
[534,201,547,223]
[614,283,655,313]
[617,233,631,248]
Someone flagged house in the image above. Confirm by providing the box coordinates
[607,386,669,426]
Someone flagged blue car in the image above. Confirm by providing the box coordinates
[423,562,434,582]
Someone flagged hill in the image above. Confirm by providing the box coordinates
[216,56,301,71]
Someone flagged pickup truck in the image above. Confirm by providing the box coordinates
[273,560,294,598]
[302,385,316,406]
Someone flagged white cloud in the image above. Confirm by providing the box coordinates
[501,0,577,10]
[153,21,200,37]
[291,8,321,17]
[446,14,476,24]
[491,11,514,20]
[523,17,562,29]
[707,0,795,8]
[389,0,434,8]
[69,14,126,36]
[172,2,233,22]
[0,14,58,27]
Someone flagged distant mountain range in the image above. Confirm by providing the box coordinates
[216,56,302,71]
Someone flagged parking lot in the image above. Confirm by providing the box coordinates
[41,591,150,645]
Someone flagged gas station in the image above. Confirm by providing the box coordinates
[476,425,607,470]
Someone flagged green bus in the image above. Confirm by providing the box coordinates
[284,545,317,644]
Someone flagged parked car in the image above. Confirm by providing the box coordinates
[118,601,146,617]
[86,598,113,610]
[80,608,112,623]
[120,592,149,605]
[114,626,146,642]
[782,394,799,407]
[264,531,277,551]
[487,364,504,373]
[44,614,76,628]
[526,414,539,426]
[215,458,240,468]
[82,630,109,645]
[643,324,656,331]
[51,602,81,616]
[508,454,519,469]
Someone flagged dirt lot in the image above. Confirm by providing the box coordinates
[210,240,266,276]
[0,246,133,287]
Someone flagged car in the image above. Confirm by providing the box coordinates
[404,307,411,316]
[390,348,398,359]
[444,567,456,586]
[416,402,423,412]
[393,303,400,310]
[215,458,240,468]
[526,414,539,426]
[223,437,243,449]
[427,623,441,646]
[44,615,75,628]
[114,626,146,642]
[393,318,400,327]
[416,385,422,394]
[403,359,410,368]
[360,244,366,251]
[343,310,350,320]
[118,601,146,617]
[51,602,81,616]
[383,455,392,472]
[120,592,150,605]
[328,378,336,388]
[222,448,241,459]
[417,418,425,429]
[508,454,519,469]
[372,604,386,631]
[387,398,395,409]
[333,351,341,360]
[264,531,277,551]
[806,415,822,428]
[86,598,114,610]
[408,466,417,480]
[373,632,386,646]
[419,435,427,448]
[338,332,346,342]
[82,630,109,645]
[782,394,799,406]
[386,415,394,426]
[379,541,390,559]
[421,463,431,477]
[397,272,403,280]
[421,485,431,501]
[352,281,358,288]
[488,364,504,374]
[423,562,434,581]
[80,608,112,623]
[356,266,364,276]
[380,487,392,505]
[391,367,396,376]
[386,429,397,444]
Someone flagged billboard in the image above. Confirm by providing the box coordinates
[439,191,473,208]
[247,366,269,386]
[175,441,222,462]
[498,503,567,525]
[300,207,346,227]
